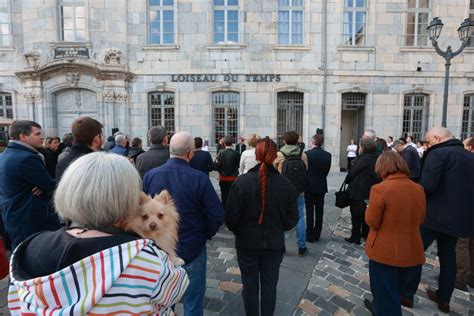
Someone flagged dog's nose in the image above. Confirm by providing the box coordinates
[150,222,157,230]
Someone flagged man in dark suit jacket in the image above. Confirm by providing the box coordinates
[304,134,332,242]
[235,137,246,155]
[136,126,170,178]
[0,120,61,249]
[190,137,214,175]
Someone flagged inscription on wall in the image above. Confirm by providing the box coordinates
[54,47,90,59]
[171,74,281,82]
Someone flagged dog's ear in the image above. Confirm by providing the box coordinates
[139,192,151,206]
[155,190,172,204]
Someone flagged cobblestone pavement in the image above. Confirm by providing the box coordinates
[1,172,473,315]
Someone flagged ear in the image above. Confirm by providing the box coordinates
[155,190,172,204]
[139,192,150,206]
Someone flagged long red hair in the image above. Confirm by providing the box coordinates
[255,138,278,224]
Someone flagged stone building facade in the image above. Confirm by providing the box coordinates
[0,0,473,169]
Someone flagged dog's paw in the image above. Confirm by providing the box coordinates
[173,257,185,266]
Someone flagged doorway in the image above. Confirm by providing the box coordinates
[54,89,98,137]
[339,93,366,171]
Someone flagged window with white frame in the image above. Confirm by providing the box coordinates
[468,0,474,47]
[343,0,367,46]
[0,93,13,146]
[149,92,175,133]
[0,0,11,46]
[462,95,474,140]
[213,0,239,44]
[277,92,303,147]
[406,0,430,46]
[60,0,86,41]
[213,92,239,145]
[278,0,304,45]
[148,0,174,44]
[403,94,429,141]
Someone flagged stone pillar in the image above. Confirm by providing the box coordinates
[102,90,128,136]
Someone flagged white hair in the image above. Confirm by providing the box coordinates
[115,134,126,146]
[170,131,194,157]
[363,129,376,139]
[54,152,141,229]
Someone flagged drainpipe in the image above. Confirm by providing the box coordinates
[321,0,328,136]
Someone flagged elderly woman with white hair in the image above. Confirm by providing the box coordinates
[8,152,189,315]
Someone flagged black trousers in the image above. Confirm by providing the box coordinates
[349,200,368,243]
[237,249,284,316]
[219,181,233,210]
[305,192,325,241]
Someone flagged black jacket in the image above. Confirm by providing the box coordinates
[41,148,59,178]
[305,147,332,194]
[190,150,214,175]
[345,154,380,201]
[419,139,474,237]
[55,143,94,180]
[225,164,299,251]
[135,144,170,178]
[401,145,420,181]
[216,148,240,177]
[235,143,246,155]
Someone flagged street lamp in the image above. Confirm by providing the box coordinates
[427,17,473,127]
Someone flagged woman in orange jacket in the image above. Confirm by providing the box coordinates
[364,150,426,315]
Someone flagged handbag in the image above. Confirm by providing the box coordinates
[335,180,350,208]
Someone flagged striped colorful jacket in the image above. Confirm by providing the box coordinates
[8,239,189,315]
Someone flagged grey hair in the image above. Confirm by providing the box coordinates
[148,126,167,145]
[170,131,194,157]
[115,134,126,146]
[363,129,376,139]
[54,152,141,229]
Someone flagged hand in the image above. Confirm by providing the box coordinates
[32,187,43,196]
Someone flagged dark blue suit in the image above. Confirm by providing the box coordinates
[304,146,331,241]
[0,142,60,249]
[189,150,214,175]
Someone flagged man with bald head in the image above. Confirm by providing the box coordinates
[143,131,224,316]
[411,127,474,313]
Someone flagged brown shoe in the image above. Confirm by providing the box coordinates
[400,296,413,308]
[426,289,450,313]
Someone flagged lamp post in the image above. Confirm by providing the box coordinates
[427,17,473,127]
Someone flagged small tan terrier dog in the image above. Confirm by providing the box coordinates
[122,190,184,265]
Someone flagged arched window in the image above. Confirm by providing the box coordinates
[277,91,303,146]
[149,92,175,133]
[212,91,239,145]
[462,94,474,140]
[403,93,429,141]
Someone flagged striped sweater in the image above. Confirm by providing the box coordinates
[8,239,189,315]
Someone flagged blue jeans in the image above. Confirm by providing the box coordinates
[421,226,458,303]
[296,195,306,249]
[369,260,422,316]
[182,246,207,316]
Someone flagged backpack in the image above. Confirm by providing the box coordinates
[281,152,308,193]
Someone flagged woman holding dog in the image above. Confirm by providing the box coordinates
[225,137,299,316]
[8,152,189,315]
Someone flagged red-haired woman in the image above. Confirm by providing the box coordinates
[225,137,299,316]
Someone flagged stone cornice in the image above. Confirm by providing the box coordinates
[15,59,134,82]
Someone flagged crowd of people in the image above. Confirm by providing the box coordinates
[0,117,473,315]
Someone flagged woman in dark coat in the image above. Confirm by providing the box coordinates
[344,138,380,245]
[41,136,60,178]
[225,138,298,316]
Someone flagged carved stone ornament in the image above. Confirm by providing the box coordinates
[104,49,124,65]
[23,51,41,68]
[23,91,43,103]
[66,73,80,87]
[103,90,127,102]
